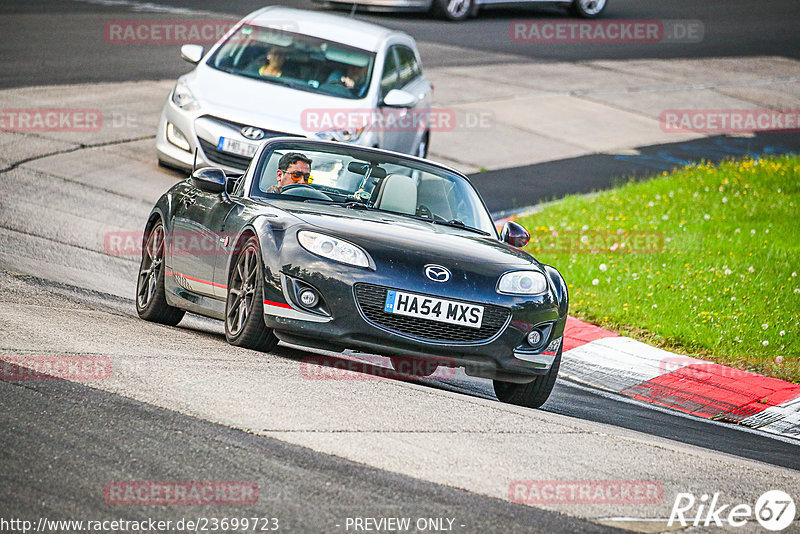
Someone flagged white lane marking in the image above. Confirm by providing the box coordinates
[69,0,236,17]
[560,336,703,393]
[558,378,800,446]
[740,396,800,438]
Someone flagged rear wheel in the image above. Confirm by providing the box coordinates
[493,348,561,409]
[136,221,185,325]
[391,356,438,377]
[569,0,607,18]
[225,236,279,351]
[432,0,473,21]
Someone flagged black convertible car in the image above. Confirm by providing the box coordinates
[137,139,568,408]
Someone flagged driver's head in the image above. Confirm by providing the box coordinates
[277,152,312,188]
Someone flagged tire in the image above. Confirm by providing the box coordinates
[569,0,607,18]
[432,0,472,21]
[493,348,561,409]
[390,356,438,377]
[136,221,185,326]
[225,235,279,352]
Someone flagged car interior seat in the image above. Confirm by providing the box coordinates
[373,173,417,215]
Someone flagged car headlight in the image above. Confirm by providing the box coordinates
[298,231,370,268]
[172,79,200,111]
[497,270,548,295]
[314,127,365,143]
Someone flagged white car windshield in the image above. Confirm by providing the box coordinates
[208,24,375,100]
[249,143,497,237]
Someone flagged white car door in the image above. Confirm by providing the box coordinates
[375,47,406,153]
[394,45,430,156]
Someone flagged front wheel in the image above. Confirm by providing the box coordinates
[136,221,185,326]
[493,348,561,409]
[569,0,607,18]
[432,0,473,21]
[225,236,279,352]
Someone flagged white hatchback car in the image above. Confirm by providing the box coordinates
[157,7,432,174]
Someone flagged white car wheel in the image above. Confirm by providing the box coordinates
[570,0,607,18]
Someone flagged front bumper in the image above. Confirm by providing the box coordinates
[260,249,567,381]
[156,97,380,174]
[156,99,304,174]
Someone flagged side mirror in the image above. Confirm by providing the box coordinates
[501,221,530,248]
[191,167,226,193]
[382,89,417,108]
[180,44,204,64]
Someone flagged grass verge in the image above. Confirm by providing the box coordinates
[517,154,800,382]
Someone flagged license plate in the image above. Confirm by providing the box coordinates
[217,137,258,157]
[384,290,484,329]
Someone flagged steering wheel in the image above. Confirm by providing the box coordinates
[416,204,433,219]
[281,184,333,201]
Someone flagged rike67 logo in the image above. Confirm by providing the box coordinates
[669,490,796,531]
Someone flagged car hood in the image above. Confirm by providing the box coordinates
[187,65,371,133]
[272,201,537,269]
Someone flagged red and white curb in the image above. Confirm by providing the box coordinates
[561,316,800,440]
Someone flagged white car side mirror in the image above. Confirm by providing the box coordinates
[180,44,205,64]
[382,89,417,108]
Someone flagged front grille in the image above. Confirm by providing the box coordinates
[198,138,251,170]
[354,283,510,344]
[200,115,302,141]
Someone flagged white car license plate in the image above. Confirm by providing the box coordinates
[217,137,258,157]
[384,290,484,329]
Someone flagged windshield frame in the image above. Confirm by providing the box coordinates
[245,139,499,239]
[205,24,376,101]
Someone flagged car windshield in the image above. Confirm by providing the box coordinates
[208,24,375,100]
[250,144,497,236]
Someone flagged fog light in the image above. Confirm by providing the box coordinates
[298,288,319,308]
[166,122,191,152]
[527,330,542,346]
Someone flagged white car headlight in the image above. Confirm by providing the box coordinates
[298,231,370,268]
[497,270,548,295]
[172,79,200,111]
[314,126,365,143]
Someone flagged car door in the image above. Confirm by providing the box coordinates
[394,45,430,155]
[169,185,236,299]
[376,46,406,153]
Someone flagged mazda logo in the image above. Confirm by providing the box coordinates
[241,126,265,140]
[424,264,451,283]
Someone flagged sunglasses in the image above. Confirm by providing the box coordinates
[281,170,311,182]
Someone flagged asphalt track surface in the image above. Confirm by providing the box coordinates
[2,0,800,530]
[480,131,800,214]
[2,0,800,88]
[0,365,616,532]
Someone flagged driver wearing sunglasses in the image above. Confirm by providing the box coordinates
[266,152,313,194]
